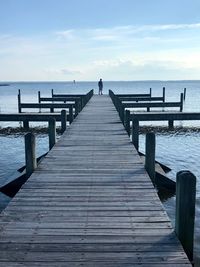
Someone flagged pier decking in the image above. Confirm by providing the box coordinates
[0,95,191,266]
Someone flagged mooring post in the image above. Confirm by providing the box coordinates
[38,91,41,103]
[69,105,73,124]
[25,132,37,177]
[121,105,125,125]
[18,89,21,113]
[145,132,155,184]
[175,170,196,262]
[132,117,139,150]
[75,101,79,117]
[150,87,152,97]
[125,110,130,136]
[23,120,29,130]
[183,88,186,101]
[163,87,165,102]
[180,93,184,112]
[168,120,174,129]
[61,109,67,133]
[48,118,56,150]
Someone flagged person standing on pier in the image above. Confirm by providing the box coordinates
[98,78,103,95]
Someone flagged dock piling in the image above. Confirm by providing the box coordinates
[180,93,184,112]
[175,170,196,262]
[18,90,21,113]
[163,87,165,102]
[48,118,56,150]
[25,133,37,177]
[183,88,187,101]
[23,120,29,130]
[132,117,139,150]
[69,105,73,124]
[145,132,156,184]
[125,110,130,136]
[61,110,67,133]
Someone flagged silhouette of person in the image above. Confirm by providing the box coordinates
[98,79,103,95]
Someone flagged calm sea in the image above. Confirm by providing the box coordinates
[0,80,200,265]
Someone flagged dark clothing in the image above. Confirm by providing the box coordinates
[98,80,103,95]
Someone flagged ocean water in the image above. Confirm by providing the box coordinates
[0,80,200,265]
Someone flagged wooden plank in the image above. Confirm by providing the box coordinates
[0,95,191,266]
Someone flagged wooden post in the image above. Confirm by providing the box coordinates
[132,117,139,150]
[38,91,41,112]
[61,109,67,133]
[125,110,130,136]
[48,118,56,150]
[38,91,41,103]
[147,107,150,112]
[75,101,78,117]
[18,90,21,113]
[168,120,174,129]
[69,105,73,124]
[51,89,54,97]
[163,87,165,102]
[183,88,186,101]
[121,105,125,125]
[175,170,196,262]
[25,133,37,177]
[180,93,183,112]
[23,120,29,130]
[145,132,155,184]
[150,88,152,97]
[50,105,54,113]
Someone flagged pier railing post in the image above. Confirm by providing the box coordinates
[18,89,21,113]
[183,88,186,101]
[48,118,56,150]
[51,89,54,97]
[38,91,41,103]
[175,170,196,262]
[163,87,165,102]
[180,93,184,112]
[61,110,67,133]
[25,133,37,177]
[150,88,152,97]
[69,105,73,124]
[125,110,130,136]
[75,101,79,117]
[23,120,29,130]
[132,117,139,150]
[145,132,155,184]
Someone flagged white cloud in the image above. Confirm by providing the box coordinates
[2,22,200,80]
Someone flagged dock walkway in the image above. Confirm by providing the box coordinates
[0,95,191,266]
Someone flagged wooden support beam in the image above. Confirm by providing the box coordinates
[61,110,67,133]
[145,132,156,185]
[132,117,139,150]
[175,170,196,262]
[25,133,37,177]
[48,118,56,150]
[163,87,165,102]
[125,110,130,136]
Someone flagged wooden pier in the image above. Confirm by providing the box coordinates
[0,95,192,266]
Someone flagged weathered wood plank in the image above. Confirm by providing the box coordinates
[0,95,191,266]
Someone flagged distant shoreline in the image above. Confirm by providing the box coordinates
[0,84,10,86]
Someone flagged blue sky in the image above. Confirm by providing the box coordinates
[1,0,200,81]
